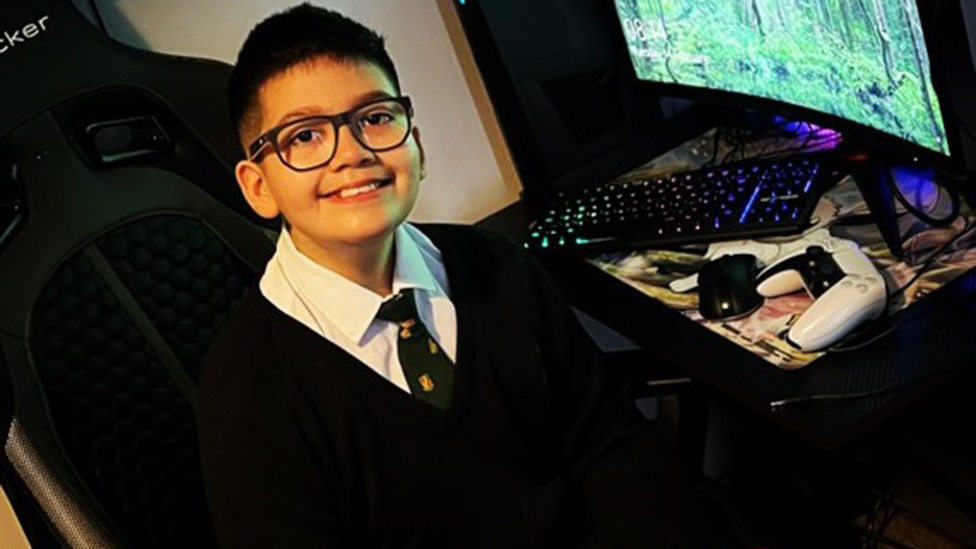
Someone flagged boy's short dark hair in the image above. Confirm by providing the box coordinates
[229,3,401,148]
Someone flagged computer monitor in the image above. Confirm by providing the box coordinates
[609,0,972,256]
[612,0,962,168]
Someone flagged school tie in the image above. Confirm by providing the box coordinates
[376,289,454,410]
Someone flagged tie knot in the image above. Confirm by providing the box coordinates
[376,289,420,325]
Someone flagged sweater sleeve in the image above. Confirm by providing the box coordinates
[523,254,724,549]
[198,300,348,549]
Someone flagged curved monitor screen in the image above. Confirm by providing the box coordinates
[614,0,950,156]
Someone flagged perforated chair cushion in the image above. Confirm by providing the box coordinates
[28,214,256,548]
[98,216,248,381]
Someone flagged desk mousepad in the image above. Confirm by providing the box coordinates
[587,132,976,370]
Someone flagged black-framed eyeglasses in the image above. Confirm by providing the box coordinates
[248,96,414,171]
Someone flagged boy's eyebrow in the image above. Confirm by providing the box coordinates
[270,90,396,128]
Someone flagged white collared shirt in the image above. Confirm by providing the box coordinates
[259,223,457,394]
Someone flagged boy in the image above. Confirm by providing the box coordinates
[199,4,722,548]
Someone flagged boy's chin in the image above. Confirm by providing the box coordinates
[309,218,407,248]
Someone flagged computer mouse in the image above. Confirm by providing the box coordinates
[697,254,763,321]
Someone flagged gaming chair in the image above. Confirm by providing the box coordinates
[0,1,275,547]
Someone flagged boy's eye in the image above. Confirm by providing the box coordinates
[280,120,331,149]
[359,111,395,127]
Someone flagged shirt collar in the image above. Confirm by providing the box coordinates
[275,223,441,345]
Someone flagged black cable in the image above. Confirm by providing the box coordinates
[720,130,740,164]
[875,505,902,540]
[87,0,109,36]
[825,318,898,353]
[704,127,722,167]
[861,473,902,549]
[886,166,960,227]
[826,219,976,353]
[860,489,886,549]
[708,118,842,169]
[769,380,911,410]
[736,133,842,162]
[889,218,976,298]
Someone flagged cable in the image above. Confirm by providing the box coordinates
[825,319,898,353]
[860,471,902,549]
[769,381,911,411]
[886,166,960,227]
[888,218,976,298]
[827,219,976,352]
[710,122,842,168]
[703,127,722,168]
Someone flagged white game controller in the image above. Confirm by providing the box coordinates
[755,243,887,351]
[668,229,851,293]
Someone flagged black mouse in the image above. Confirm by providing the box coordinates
[697,254,763,320]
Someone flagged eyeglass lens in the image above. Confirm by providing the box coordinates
[276,100,411,169]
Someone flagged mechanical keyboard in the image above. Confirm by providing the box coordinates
[526,154,839,253]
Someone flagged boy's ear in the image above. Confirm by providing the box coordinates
[235,160,281,219]
[412,126,426,180]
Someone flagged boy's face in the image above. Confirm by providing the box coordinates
[236,57,424,258]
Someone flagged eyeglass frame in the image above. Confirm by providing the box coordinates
[247,95,414,172]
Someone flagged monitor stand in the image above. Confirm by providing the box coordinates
[846,156,906,259]
[842,150,971,260]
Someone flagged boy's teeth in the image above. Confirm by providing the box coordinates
[337,181,381,198]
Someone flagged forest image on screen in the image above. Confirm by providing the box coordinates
[614,0,949,155]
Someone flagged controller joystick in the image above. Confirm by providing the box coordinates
[668,229,855,294]
[756,243,886,351]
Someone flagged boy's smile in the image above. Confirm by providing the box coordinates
[319,175,395,201]
[235,56,424,273]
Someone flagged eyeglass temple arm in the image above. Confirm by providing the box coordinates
[248,135,272,161]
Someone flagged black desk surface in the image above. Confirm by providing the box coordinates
[479,201,976,451]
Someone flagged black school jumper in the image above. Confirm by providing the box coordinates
[199,224,717,549]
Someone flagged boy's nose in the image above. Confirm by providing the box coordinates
[330,124,376,168]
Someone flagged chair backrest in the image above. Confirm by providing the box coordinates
[0,1,274,547]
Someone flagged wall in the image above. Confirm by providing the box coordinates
[83,0,519,223]
[0,486,31,549]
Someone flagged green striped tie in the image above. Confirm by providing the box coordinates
[376,289,454,410]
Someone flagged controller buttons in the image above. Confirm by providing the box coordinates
[841,280,853,288]
[856,283,869,293]
[865,276,878,284]
[848,273,861,280]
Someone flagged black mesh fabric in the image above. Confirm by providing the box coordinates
[97,215,250,382]
[27,215,258,549]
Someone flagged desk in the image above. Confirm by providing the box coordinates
[480,125,976,451]
[480,198,976,452]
